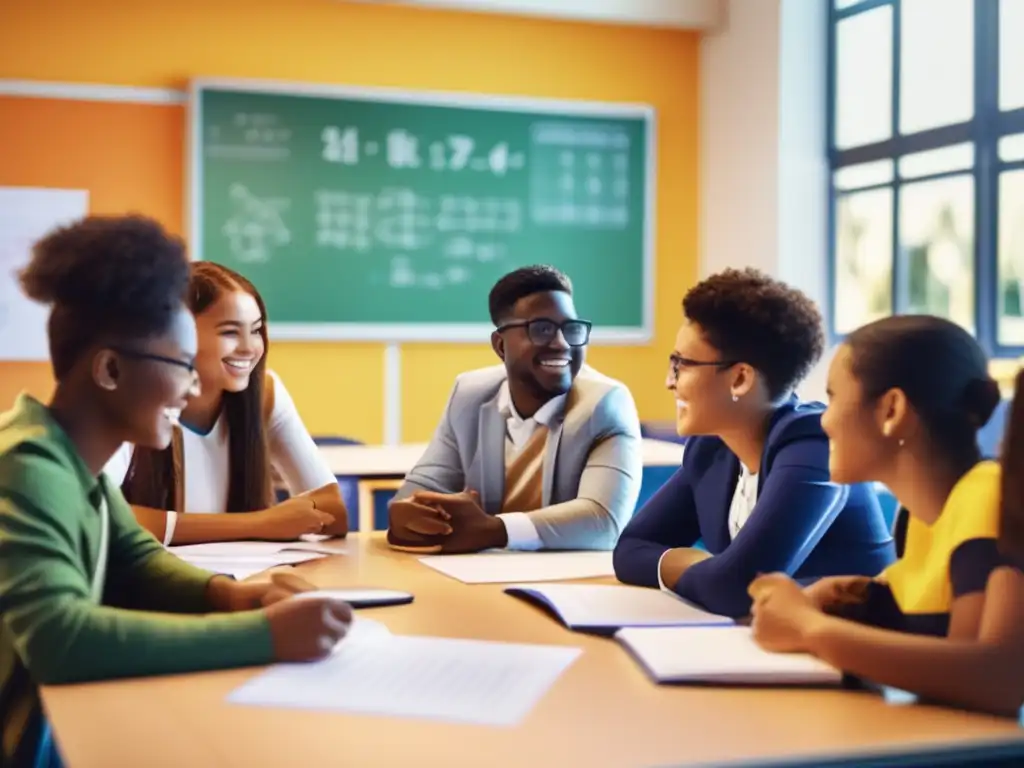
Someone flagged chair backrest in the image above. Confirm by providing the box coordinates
[639,421,687,446]
[977,399,1011,459]
[313,435,362,446]
[873,481,900,533]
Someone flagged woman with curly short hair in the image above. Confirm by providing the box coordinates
[613,268,895,618]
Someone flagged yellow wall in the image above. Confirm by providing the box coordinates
[0,0,699,442]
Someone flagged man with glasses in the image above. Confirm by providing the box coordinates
[387,265,642,553]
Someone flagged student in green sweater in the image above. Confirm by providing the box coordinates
[0,215,352,767]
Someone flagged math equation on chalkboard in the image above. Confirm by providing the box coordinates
[193,81,651,334]
[205,111,634,289]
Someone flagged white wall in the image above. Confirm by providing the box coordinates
[700,0,833,401]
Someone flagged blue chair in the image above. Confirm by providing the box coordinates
[978,399,1011,459]
[34,721,61,768]
[640,421,687,445]
[873,481,900,533]
[312,436,362,447]
[313,435,363,531]
[275,435,362,530]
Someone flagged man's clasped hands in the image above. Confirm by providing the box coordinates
[387,489,510,553]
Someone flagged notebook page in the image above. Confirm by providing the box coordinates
[506,583,733,629]
[168,539,346,557]
[170,550,327,580]
[616,626,842,685]
[419,551,614,584]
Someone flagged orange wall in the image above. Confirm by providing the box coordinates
[0,0,699,442]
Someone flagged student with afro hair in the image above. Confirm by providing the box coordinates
[0,215,352,768]
[614,269,895,618]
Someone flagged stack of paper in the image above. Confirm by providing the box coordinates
[228,621,582,726]
[615,625,842,686]
[168,539,345,580]
[505,583,733,635]
[418,551,614,584]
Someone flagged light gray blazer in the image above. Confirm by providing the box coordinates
[394,364,643,550]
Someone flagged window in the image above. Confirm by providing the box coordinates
[828,0,1024,355]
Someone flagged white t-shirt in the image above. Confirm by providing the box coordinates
[104,369,336,513]
[727,461,759,539]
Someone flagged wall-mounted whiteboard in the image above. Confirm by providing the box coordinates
[0,187,89,361]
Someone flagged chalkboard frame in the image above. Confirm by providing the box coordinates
[188,77,656,344]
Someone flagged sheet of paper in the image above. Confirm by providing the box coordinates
[418,551,614,584]
[177,551,324,566]
[505,583,733,630]
[173,550,326,579]
[0,187,89,361]
[168,539,346,558]
[615,626,842,686]
[228,633,581,726]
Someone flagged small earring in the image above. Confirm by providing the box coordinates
[898,438,905,447]
[731,394,739,403]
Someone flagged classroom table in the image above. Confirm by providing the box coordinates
[42,534,1024,767]
[319,438,685,477]
[322,439,685,531]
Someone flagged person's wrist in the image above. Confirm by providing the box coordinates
[249,508,273,539]
[486,514,509,549]
[797,608,832,654]
[206,575,239,612]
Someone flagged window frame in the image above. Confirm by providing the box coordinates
[827,0,1024,356]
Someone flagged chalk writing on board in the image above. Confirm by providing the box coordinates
[314,188,521,255]
[221,185,291,263]
[387,256,483,290]
[529,121,631,229]
[319,124,526,177]
[206,112,292,161]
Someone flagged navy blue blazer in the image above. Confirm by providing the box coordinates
[613,397,896,618]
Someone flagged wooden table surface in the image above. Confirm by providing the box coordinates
[43,535,1024,767]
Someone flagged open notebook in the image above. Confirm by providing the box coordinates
[616,625,843,686]
[505,583,733,635]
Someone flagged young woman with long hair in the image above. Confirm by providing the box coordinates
[108,262,348,544]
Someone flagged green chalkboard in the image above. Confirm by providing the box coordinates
[188,78,654,342]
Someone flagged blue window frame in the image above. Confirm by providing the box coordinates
[827,0,1024,355]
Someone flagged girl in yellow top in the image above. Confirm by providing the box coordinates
[749,315,1024,716]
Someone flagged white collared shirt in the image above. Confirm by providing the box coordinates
[494,381,567,550]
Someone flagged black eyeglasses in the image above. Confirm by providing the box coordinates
[112,347,197,374]
[496,318,592,347]
[668,353,738,379]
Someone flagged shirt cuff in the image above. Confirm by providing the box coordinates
[497,512,543,551]
[162,511,178,547]
[656,549,675,594]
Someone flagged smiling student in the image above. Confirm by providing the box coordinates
[107,262,347,544]
[613,269,894,618]
[0,216,351,767]
[387,265,643,553]
[750,316,1024,716]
